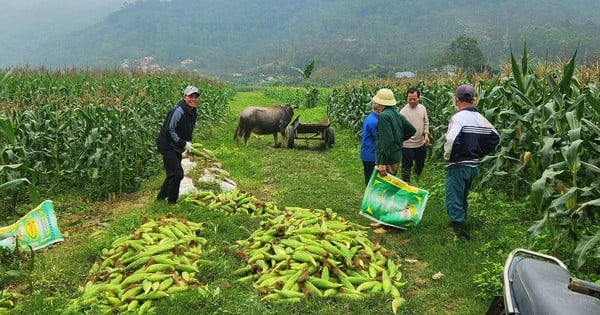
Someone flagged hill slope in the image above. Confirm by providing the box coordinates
[7,0,600,80]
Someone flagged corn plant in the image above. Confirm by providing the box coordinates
[0,68,230,201]
[325,47,600,275]
[0,116,40,213]
[418,81,455,157]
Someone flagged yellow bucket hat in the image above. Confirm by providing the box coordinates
[372,88,397,106]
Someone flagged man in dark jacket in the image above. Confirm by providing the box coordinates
[444,84,499,240]
[374,88,416,177]
[156,85,199,204]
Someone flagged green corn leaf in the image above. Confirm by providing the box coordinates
[509,46,525,93]
[511,88,536,114]
[0,66,14,85]
[562,139,583,173]
[559,46,578,96]
[549,160,568,170]
[531,178,545,208]
[0,178,30,192]
[521,42,528,75]
[527,212,548,244]
[584,93,600,118]
[573,232,600,269]
[0,117,16,145]
[0,163,24,172]
[543,101,556,117]
[572,94,586,121]
[548,186,577,210]
[540,137,557,169]
[546,72,559,93]
[574,198,600,214]
[28,183,40,204]
[580,161,600,173]
[567,128,581,142]
[531,168,563,211]
[565,111,581,130]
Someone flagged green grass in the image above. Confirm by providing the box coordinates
[196,90,529,314]
[13,89,530,315]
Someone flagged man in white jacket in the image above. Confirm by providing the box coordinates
[444,84,499,240]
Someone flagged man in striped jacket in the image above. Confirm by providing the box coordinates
[444,84,499,240]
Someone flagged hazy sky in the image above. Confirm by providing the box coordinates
[0,0,126,27]
[0,0,126,66]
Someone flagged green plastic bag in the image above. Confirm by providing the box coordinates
[360,170,429,229]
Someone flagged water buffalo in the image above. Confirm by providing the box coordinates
[234,104,296,147]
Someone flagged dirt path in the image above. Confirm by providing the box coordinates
[55,192,151,248]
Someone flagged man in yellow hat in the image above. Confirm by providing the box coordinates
[373,88,416,177]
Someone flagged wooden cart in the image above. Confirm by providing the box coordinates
[285,116,335,149]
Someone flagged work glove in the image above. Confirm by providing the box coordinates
[184,141,193,153]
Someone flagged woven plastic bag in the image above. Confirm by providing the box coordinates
[0,200,64,251]
[360,170,429,229]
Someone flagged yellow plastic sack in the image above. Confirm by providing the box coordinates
[360,170,429,229]
[0,200,64,251]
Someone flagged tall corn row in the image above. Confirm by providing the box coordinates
[482,47,600,272]
[0,68,41,210]
[326,47,599,273]
[326,82,372,138]
[327,81,422,138]
[0,68,230,205]
[417,82,455,156]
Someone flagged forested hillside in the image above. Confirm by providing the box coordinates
[17,0,600,82]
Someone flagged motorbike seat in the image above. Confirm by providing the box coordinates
[509,257,600,315]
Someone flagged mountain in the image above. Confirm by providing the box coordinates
[3,0,600,83]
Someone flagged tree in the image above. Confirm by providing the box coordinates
[443,35,487,73]
[291,59,319,108]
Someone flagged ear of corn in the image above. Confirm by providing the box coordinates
[67,215,217,313]
[228,206,407,312]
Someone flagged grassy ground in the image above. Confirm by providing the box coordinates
[190,91,529,314]
[13,89,530,314]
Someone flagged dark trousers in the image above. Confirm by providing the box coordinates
[157,149,184,203]
[362,160,375,186]
[401,145,427,182]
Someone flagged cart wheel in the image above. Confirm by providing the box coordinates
[325,127,335,148]
[286,125,295,148]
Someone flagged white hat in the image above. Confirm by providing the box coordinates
[183,86,199,96]
[372,88,397,106]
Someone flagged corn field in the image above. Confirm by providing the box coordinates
[0,49,598,285]
[0,67,231,209]
[327,47,600,276]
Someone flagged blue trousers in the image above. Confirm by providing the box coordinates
[445,165,478,223]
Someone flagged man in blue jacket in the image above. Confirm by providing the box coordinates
[156,86,199,204]
[444,84,499,240]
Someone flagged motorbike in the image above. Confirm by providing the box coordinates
[487,248,600,315]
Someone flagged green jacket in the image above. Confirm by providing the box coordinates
[375,107,416,165]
